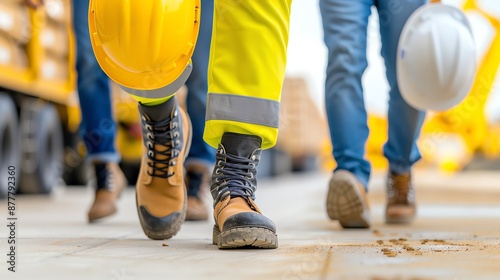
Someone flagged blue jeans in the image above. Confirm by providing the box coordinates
[185,0,215,167]
[72,0,119,163]
[320,0,427,189]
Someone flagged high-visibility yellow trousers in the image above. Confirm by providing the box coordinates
[203,0,292,149]
[131,0,292,150]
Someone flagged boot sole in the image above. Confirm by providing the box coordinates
[385,213,415,224]
[326,171,370,228]
[137,111,193,240]
[385,216,415,224]
[213,225,278,249]
[88,207,117,223]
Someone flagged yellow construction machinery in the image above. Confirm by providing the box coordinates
[0,0,79,197]
[420,0,500,172]
[0,1,142,196]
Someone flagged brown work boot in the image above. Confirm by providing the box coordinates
[185,163,210,221]
[385,171,416,224]
[88,163,127,222]
[326,170,370,228]
[211,132,277,249]
[136,98,192,240]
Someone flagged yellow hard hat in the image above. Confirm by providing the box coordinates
[89,0,200,90]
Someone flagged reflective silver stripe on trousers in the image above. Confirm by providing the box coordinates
[206,93,280,128]
[119,63,193,99]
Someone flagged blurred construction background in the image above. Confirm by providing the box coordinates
[0,1,500,279]
[0,0,499,197]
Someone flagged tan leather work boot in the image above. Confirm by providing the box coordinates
[326,170,370,228]
[185,163,210,221]
[211,132,277,249]
[385,172,416,224]
[88,163,127,222]
[136,98,192,240]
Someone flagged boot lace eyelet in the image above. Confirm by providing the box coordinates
[211,146,261,204]
[140,110,184,179]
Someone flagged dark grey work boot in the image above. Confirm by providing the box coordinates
[211,132,277,249]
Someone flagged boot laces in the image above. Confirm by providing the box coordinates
[143,113,180,178]
[212,149,258,204]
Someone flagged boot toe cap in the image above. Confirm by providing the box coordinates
[88,204,117,222]
[221,212,276,233]
[138,206,184,239]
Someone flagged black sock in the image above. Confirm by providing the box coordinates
[221,132,262,158]
[139,97,177,122]
[94,164,109,190]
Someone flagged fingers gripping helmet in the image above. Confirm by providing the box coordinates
[89,0,200,90]
[397,4,476,111]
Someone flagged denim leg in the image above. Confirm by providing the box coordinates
[377,0,426,174]
[320,0,374,189]
[185,0,215,167]
[72,0,119,163]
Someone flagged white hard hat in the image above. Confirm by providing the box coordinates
[397,4,476,111]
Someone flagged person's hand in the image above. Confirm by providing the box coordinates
[23,0,44,9]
